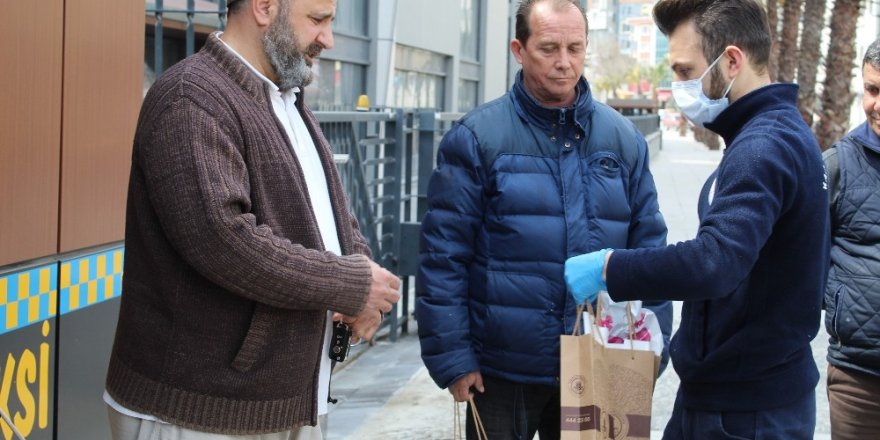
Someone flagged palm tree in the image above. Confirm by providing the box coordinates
[766,0,780,81]
[776,0,803,82]
[816,0,864,149]
[588,36,635,100]
[626,65,643,98]
[796,0,826,127]
[644,61,670,99]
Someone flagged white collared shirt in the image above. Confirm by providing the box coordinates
[214,34,342,417]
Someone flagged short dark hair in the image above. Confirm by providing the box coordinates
[653,0,771,72]
[515,0,587,45]
[864,38,880,69]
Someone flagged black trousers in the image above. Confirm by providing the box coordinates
[466,374,559,440]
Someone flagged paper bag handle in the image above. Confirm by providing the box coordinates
[573,301,605,338]
[454,397,489,440]
[625,302,637,359]
[575,297,638,358]
[573,304,584,336]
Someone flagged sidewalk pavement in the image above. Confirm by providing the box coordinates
[325,130,832,439]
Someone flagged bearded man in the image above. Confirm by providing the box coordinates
[103,0,400,438]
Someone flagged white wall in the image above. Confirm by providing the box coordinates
[395,0,461,55]
[374,0,398,108]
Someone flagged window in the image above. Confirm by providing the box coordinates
[393,71,445,109]
[458,79,479,112]
[393,45,447,110]
[459,0,482,111]
[333,0,368,36]
[304,60,367,111]
[302,0,369,110]
[460,0,480,61]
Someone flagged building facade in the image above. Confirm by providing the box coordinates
[145,0,515,112]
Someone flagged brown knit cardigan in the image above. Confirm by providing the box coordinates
[105,33,373,434]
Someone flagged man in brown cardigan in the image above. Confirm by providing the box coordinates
[104,0,400,438]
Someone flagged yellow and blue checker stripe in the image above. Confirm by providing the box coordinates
[0,265,58,335]
[59,248,124,315]
[0,247,124,335]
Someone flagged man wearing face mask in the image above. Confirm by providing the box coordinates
[103,0,402,438]
[565,0,829,438]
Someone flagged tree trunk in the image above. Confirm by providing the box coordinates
[777,0,803,82]
[766,0,780,81]
[816,0,864,149]
[796,0,826,127]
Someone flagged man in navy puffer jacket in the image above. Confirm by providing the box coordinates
[416,1,672,438]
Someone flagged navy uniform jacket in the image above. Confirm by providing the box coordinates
[608,84,829,411]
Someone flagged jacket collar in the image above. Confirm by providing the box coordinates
[510,70,594,130]
[848,121,880,155]
[704,83,799,146]
[202,32,273,105]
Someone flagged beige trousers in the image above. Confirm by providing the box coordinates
[828,364,880,440]
[107,405,324,440]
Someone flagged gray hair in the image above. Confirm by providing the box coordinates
[864,38,880,70]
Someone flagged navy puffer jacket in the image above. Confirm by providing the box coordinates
[416,72,672,388]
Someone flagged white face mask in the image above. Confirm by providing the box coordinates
[672,53,736,128]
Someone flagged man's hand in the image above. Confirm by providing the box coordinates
[449,371,484,402]
[333,311,380,343]
[367,260,401,314]
[335,260,401,342]
[564,249,612,304]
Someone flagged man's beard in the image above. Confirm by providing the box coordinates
[262,1,322,90]
[708,67,728,100]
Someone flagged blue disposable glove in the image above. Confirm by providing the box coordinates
[564,249,611,304]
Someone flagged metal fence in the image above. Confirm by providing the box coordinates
[316,109,461,341]
[146,0,228,77]
[316,109,659,341]
[628,114,662,138]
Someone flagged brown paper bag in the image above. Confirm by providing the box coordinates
[560,303,660,440]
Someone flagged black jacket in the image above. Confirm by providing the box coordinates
[824,121,880,377]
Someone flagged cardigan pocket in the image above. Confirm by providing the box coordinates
[231,303,274,372]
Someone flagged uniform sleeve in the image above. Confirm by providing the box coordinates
[607,134,789,302]
[416,124,485,388]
